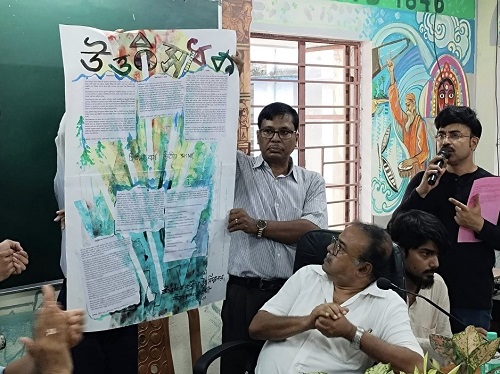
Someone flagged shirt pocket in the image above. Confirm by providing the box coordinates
[411,322,437,339]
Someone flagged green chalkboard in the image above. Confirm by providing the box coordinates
[0,0,219,291]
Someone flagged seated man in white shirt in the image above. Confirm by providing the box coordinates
[249,222,423,374]
[388,209,452,361]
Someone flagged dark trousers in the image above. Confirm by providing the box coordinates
[220,277,282,374]
[58,279,138,374]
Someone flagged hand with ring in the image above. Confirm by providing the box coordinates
[227,208,259,235]
[45,328,58,336]
[19,285,73,374]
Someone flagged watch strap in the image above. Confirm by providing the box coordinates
[257,226,265,238]
[351,326,366,349]
[256,219,267,238]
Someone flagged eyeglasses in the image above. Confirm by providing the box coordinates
[259,128,296,140]
[330,236,366,264]
[435,132,474,142]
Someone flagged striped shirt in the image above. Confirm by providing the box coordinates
[228,151,328,279]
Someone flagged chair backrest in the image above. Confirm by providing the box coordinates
[294,229,340,273]
[295,229,406,300]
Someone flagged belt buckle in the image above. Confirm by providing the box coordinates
[259,278,279,291]
[258,278,267,290]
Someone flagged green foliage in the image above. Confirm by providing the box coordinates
[76,116,95,168]
[364,353,461,374]
[365,363,392,373]
[364,326,500,374]
[430,326,500,374]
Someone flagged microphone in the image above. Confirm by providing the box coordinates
[427,147,449,186]
[376,277,467,329]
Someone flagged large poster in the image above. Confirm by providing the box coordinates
[60,25,238,331]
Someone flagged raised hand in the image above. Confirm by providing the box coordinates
[65,309,85,348]
[415,153,448,198]
[20,285,73,374]
[449,194,484,232]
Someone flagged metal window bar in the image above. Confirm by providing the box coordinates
[250,34,361,229]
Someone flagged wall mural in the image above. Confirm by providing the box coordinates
[252,0,474,216]
[371,10,473,214]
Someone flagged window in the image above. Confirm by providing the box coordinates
[250,34,361,229]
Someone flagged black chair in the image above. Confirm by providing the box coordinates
[192,229,406,374]
[193,340,261,374]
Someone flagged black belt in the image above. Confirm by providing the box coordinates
[228,275,286,292]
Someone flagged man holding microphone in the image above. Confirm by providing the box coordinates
[391,105,500,332]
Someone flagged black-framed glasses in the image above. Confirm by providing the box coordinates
[435,132,473,142]
[330,236,367,265]
[259,128,296,139]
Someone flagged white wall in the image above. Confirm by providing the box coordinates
[475,0,499,175]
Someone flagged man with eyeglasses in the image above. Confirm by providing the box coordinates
[222,101,328,373]
[249,222,423,374]
[391,105,500,333]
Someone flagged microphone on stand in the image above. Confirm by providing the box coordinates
[377,277,499,352]
[376,277,467,329]
[428,147,450,186]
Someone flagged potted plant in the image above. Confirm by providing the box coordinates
[429,325,500,374]
[364,352,461,374]
[365,326,500,374]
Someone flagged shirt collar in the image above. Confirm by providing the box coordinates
[312,266,388,299]
[253,154,298,182]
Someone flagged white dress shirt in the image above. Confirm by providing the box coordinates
[256,265,423,374]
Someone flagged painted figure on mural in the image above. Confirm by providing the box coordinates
[424,55,469,119]
[387,58,429,178]
[222,0,252,43]
[239,100,250,136]
[432,62,459,116]
[438,78,456,109]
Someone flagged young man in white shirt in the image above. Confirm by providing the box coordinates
[389,209,452,362]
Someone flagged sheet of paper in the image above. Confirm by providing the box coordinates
[457,177,500,243]
[78,236,140,318]
[115,187,164,232]
[61,25,238,331]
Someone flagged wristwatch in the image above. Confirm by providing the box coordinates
[256,219,267,238]
[351,326,366,349]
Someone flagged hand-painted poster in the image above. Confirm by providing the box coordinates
[60,25,239,332]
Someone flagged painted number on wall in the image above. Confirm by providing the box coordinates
[396,0,445,13]
[346,0,469,18]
